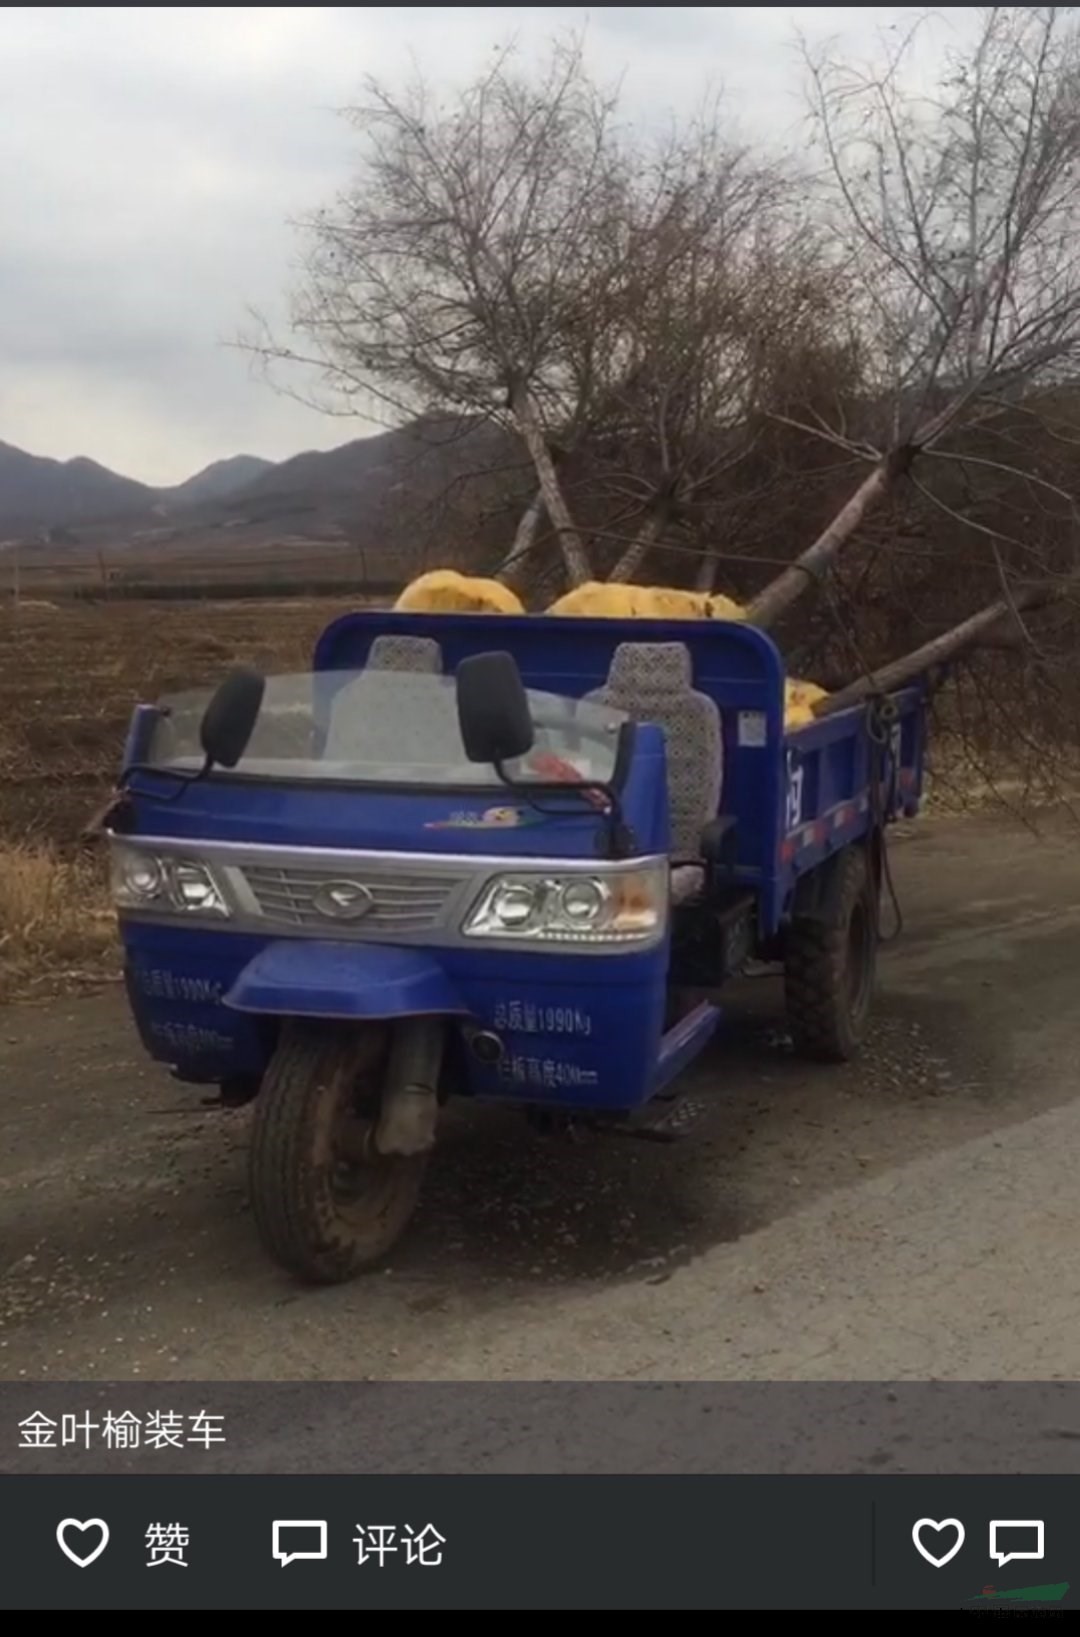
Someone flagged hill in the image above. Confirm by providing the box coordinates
[0,417,530,590]
[0,441,156,533]
[163,454,274,507]
[0,443,280,533]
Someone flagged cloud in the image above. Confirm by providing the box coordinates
[0,5,965,483]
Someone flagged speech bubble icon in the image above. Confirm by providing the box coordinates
[990,1520,1044,1568]
[272,1520,328,1567]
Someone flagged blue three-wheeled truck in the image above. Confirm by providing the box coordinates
[102,610,926,1282]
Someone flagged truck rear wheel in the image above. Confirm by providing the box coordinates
[784,846,877,1062]
[248,1020,427,1284]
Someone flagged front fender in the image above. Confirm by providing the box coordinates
[223,940,471,1022]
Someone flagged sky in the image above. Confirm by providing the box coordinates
[0,5,971,486]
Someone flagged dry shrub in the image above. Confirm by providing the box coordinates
[0,843,117,1001]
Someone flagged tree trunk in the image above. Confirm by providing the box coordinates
[695,548,720,593]
[608,498,672,583]
[814,576,1070,717]
[746,451,909,630]
[509,388,592,587]
[494,488,545,586]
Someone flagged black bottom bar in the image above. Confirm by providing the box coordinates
[4,1476,1078,1609]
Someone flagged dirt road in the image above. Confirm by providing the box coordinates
[2,812,1079,1383]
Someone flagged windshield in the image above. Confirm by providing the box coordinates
[144,670,629,790]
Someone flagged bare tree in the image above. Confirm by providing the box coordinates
[491,106,851,591]
[749,6,1080,631]
[817,560,1080,713]
[253,42,838,599]
[587,130,812,582]
[252,37,649,587]
[249,3,1080,727]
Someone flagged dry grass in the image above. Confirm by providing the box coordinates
[0,842,117,1003]
[923,728,1080,828]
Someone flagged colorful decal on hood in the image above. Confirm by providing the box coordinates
[424,805,544,830]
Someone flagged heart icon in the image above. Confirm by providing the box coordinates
[912,1516,965,1568]
[56,1517,110,1568]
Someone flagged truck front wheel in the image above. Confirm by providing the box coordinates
[248,1020,427,1284]
[784,845,878,1062]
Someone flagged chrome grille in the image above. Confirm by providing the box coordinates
[239,863,466,934]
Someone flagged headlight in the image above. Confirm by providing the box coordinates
[463,866,666,945]
[110,842,230,918]
[171,861,228,914]
[487,881,544,931]
[111,850,166,904]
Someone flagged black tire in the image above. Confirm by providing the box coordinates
[248,1020,428,1284]
[784,845,878,1063]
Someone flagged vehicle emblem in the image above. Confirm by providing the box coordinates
[312,879,375,921]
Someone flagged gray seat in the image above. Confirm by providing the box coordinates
[586,642,723,895]
[367,634,443,674]
[324,634,446,761]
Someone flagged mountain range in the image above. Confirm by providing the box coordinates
[0,418,525,579]
[0,441,274,532]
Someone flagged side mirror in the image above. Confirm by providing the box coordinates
[456,651,534,765]
[199,668,265,769]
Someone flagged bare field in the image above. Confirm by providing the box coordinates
[0,597,364,1001]
[0,596,357,847]
[0,589,1044,847]
[0,592,1064,1001]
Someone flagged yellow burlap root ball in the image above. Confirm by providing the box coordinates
[546,582,827,728]
[784,678,829,729]
[546,581,746,622]
[704,592,746,621]
[393,571,827,729]
[394,569,524,615]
